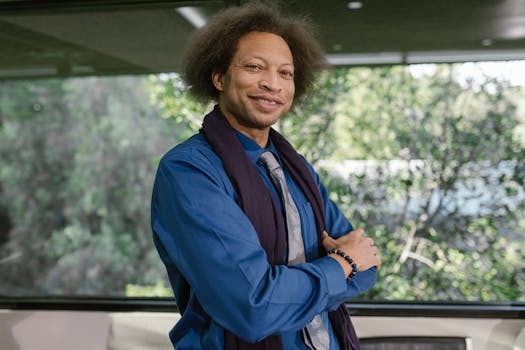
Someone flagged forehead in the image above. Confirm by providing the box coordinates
[234,31,293,63]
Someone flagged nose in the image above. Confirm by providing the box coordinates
[259,70,281,92]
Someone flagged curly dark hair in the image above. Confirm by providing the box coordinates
[182,1,327,102]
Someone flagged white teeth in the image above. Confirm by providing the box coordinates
[259,98,276,105]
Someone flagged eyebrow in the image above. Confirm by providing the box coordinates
[242,54,294,67]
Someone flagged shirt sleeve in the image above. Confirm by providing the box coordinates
[151,147,350,342]
[306,161,378,305]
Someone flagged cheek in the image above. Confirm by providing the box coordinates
[235,73,256,88]
[286,83,296,100]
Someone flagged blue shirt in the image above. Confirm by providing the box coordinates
[151,131,377,349]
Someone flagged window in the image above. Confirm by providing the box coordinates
[280,63,525,302]
[1,1,524,303]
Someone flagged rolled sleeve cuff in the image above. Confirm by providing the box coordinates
[311,256,348,300]
[347,267,377,297]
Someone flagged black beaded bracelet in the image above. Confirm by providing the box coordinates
[327,248,358,279]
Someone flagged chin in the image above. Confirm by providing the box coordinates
[254,110,288,125]
[254,116,282,129]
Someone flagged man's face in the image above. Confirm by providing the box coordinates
[212,31,295,134]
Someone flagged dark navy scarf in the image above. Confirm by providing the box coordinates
[200,106,360,350]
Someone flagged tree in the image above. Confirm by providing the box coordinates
[0,76,175,295]
[310,65,525,301]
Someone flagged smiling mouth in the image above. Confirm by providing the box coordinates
[259,98,277,105]
[252,96,282,105]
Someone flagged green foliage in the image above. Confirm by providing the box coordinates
[126,280,172,297]
[1,63,524,302]
[302,64,525,302]
[146,74,213,140]
[279,69,347,165]
[0,76,175,295]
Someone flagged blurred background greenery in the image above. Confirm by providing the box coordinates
[0,63,524,301]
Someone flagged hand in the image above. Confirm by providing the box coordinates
[322,228,381,274]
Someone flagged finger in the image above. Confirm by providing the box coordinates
[375,256,382,271]
[362,237,374,246]
[350,228,365,239]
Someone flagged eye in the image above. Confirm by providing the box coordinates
[245,64,262,72]
[280,70,294,80]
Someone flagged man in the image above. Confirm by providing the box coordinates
[151,3,381,349]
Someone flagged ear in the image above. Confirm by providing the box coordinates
[211,70,224,92]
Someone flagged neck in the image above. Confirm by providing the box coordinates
[234,127,269,148]
[219,109,270,148]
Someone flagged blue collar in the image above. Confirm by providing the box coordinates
[234,130,280,164]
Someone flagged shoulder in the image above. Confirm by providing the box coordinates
[160,134,221,171]
[157,133,232,190]
[163,133,214,160]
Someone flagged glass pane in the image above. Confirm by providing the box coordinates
[0,75,177,296]
[280,62,525,302]
[1,62,524,301]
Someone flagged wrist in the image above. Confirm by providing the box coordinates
[327,253,352,278]
[327,248,357,279]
